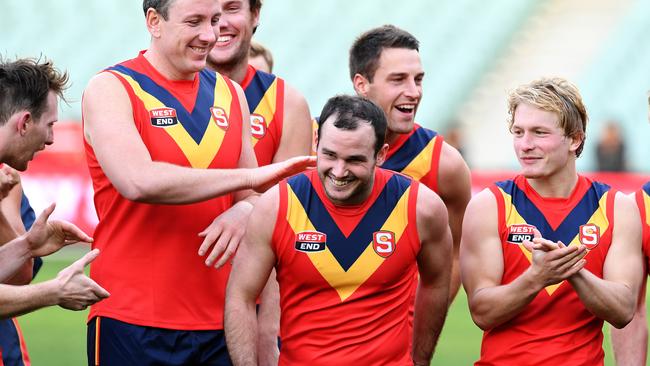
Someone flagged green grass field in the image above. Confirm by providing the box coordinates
[18,254,643,365]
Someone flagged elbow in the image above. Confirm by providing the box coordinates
[468,303,496,331]
[610,309,635,329]
[471,314,494,331]
[116,177,157,203]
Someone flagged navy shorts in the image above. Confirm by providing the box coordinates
[87,316,232,366]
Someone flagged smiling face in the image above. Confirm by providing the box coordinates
[151,0,221,79]
[316,117,387,206]
[207,0,259,71]
[355,47,423,142]
[511,103,581,179]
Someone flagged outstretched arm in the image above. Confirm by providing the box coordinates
[412,186,452,365]
[0,204,92,283]
[224,187,279,366]
[82,73,314,205]
[0,249,109,318]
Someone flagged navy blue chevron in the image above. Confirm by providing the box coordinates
[107,65,217,145]
[382,127,437,172]
[288,173,410,271]
[643,181,650,196]
[244,70,275,112]
[496,180,611,244]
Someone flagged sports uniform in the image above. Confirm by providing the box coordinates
[382,123,443,193]
[478,175,615,365]
[240,65,285,167]
[635,182,650,270]
[84,51,243,364]
[272,168,420,365]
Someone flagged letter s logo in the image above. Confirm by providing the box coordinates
[579,224,600,249]
[250,114,267,139]
[373,231,395,258]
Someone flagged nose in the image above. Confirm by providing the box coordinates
[404,79,421,99]
[200,21,217,44]
[516,131,535,151]
[45,130,54,146]
[331,159,348,178]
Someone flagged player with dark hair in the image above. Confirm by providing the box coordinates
[349,25,471,306]
[225,94,452,365]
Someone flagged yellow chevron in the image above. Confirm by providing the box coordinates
[501,189,610,295]
[286,185,410,301]
[112,71,229,169]
[401,137,435,180]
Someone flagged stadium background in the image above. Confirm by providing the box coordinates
[2,0,650,364]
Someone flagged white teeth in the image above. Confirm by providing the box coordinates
[396,105,415,111]
[217,36,232,43]
[330,177,350,187]
[190,46,206,53]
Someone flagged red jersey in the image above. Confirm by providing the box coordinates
[241,65,285,166]
[382,123,443,329]
[84,51,243,330]
[273,169,420,365]
[635,182,650,271]
[382,123,443,193]
[479,175,615,365]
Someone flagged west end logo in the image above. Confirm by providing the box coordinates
[294,231,326,253]
[250,114,267,139]
[507,224,535,245]
[149,107,178,127]
[210,107,229,131]
[373,231,395,258]
[579,224,600,249]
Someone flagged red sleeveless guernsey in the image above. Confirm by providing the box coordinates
[273,168,420,365]
[478,175,615,365]
[84,51,243,330]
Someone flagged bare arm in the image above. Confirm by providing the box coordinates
[568,192,643,328]
[412,186,452,365]
[225,187,279,366]
[460,189,586,330]
[436,142,471,303]
[611,279,647,366]
[1,180,33,285]
[257,269,280,366]
[82,73,314,204]
[271,83,312,163]
[0,203,93,283]
[0,249,109,318]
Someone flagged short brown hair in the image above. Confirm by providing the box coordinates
[0,57,69,125]
[349,25,419,82]
[508,77,588,157]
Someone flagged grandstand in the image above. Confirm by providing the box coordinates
[3,0,649,171]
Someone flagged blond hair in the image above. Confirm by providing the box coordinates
[508,77,588,157]
[249,41,273,73]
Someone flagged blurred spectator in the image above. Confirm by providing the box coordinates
[249,40,274,73]
[595,120,626,171]
[443,120,465,158]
